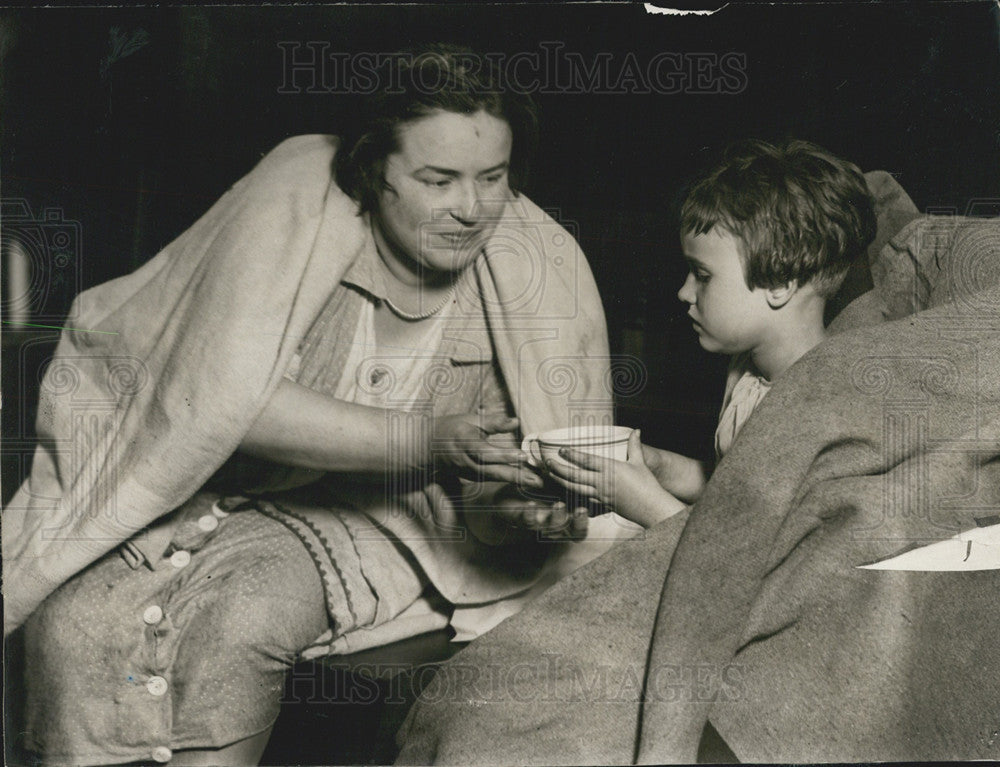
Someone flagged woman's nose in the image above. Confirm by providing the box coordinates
[449,182,479,224]
[677,273,696,304]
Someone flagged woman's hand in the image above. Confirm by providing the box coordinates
[545,430,686,528]
[493,496,589,541]
[463,482,588,544]
[433,412,544,488]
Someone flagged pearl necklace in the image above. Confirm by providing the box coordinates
[382,284,456,321]
[371,220,457,321]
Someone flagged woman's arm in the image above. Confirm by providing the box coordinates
[240,379,535,483]
[240,380,414,472]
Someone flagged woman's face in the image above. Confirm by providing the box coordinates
[373,109,514,280]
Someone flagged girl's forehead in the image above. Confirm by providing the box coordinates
[681,226,743,262]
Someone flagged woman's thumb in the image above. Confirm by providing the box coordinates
[627,428,643,461]
[481,412,519,434]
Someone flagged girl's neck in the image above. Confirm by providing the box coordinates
[751,314,827,382]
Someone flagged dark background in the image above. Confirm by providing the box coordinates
[2,3,1000,764]
[2,0,1000,489]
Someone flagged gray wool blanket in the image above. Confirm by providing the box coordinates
[396,212,1000,764]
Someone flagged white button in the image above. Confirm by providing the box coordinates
[151,745,172,762]
[211,501,230,519]
[143,605,163,625]
[146,676,168,696]
[169,550,191,569]
[197,514,219,532]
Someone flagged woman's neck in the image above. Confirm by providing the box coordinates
[370,215,454,293]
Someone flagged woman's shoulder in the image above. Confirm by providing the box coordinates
[264,134,340,162]
[233,135,353,211]
[249,134,340,181]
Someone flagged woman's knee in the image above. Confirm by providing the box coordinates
[23,561,129,664]
[172,551,327,666]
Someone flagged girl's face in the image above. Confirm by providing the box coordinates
[677,226,773,355]
[373,108,514,280]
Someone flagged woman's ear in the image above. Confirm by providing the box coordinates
[765,280,798,309]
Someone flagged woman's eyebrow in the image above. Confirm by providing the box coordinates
[415,165,460,176]
[477,162,509,175]
[415,162,509,176]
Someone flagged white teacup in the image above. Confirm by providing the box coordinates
[521,424,632,469]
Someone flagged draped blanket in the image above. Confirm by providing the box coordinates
[395,214,1000,763]
[3,135,614,634]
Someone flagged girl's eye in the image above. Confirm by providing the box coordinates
[694,270,710,284]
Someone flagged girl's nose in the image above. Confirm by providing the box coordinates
[677,273,696,304]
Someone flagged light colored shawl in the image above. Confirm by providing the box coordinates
[3,135,613,634]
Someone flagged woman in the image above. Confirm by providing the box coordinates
[5,46,618,765]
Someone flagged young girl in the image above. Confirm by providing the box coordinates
[547,138,877,527]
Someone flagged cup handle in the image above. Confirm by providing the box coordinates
[521,433,541,467]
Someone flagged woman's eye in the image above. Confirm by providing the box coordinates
[480,174,504,185]
[422,178,451,188]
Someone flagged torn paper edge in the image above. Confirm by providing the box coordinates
[644,3,729,16]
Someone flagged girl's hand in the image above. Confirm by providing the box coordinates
[637,443,710,505]
[433,412,545,488]
[545,430,686,528]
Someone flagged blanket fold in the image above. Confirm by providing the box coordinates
[395,211,1000,763]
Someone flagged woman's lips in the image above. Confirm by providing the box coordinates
[436,230,481,245]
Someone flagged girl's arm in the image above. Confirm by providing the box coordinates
[639,444,711,504]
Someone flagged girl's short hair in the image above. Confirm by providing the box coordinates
[335,44,539,214]
[680,139,877,298]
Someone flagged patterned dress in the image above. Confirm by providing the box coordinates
[22,228,516,765]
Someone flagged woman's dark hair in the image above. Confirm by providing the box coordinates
[335,44,539,214]
[680,138,877,298]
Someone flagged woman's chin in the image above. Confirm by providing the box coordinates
[420,247,482,275]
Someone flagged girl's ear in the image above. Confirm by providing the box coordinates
[765,280,798,309]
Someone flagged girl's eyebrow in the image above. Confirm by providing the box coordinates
[684,255,708,269]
